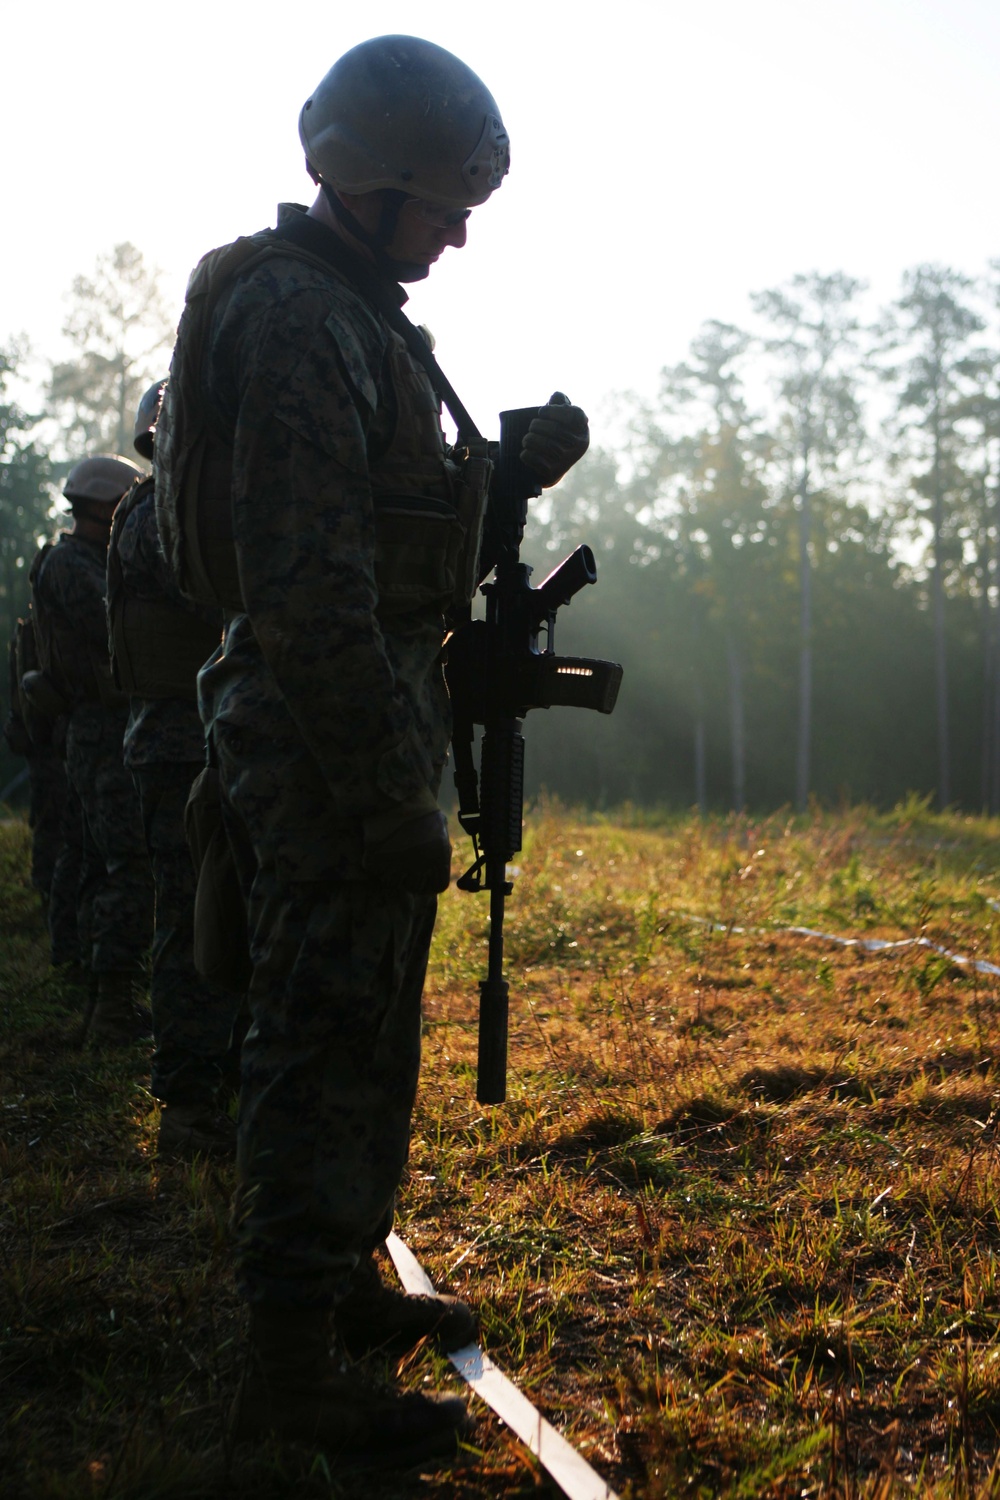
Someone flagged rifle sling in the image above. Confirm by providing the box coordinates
[273,214,485,446]
[451,712,481,832]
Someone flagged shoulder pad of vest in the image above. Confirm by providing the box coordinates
[117,473,155,520]
[184,231,351,308]
[185,236,276,303]
[188,230,388,412]
[109,474,154,552]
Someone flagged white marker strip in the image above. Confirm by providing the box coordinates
[386,1232,619,1500]
[684,914,1000,977]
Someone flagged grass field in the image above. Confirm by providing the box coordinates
[3,800,1000,1497]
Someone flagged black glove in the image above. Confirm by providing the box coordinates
[520,391,590,487]
[362,788,452,893]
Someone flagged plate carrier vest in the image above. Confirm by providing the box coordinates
[29,538,126,711]
[154,230,491,616]
[107,475,223,699]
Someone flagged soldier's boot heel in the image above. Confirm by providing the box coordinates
[335,1251,477,1359]
[90,971,152,1048]
[158,1100,236,1160]
[231,1301,472,1468]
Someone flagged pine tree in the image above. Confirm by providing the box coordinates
[47,243,174,458]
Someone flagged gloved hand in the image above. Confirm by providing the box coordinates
[362,786,452,893]
[520,391,590,487]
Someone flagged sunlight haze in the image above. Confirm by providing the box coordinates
[4,0,999,442]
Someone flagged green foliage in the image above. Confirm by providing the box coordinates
[0,341,53,621]
[0,342,54,796]
[517,262,1000,814]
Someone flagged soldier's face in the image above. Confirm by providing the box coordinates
[388,198,470,269]
[334,189,470,271]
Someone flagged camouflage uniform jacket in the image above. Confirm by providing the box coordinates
[197,205,453,850]
[33,532,114,707]
[115,487,212,770]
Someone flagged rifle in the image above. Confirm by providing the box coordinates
[446,406,623,1104]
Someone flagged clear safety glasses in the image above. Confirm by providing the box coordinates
[404,199,473,229]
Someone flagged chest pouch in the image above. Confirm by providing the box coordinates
[372,493,462,614]
[372,453,491,616]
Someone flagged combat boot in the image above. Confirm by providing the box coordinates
[157,1101,236,1160]
[231,1301,471,1467]
[334,1251,477,1360]
[89,971,152,1047]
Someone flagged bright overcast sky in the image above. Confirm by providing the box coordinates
[4,0,1000,446]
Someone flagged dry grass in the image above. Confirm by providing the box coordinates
[4,798,1000,1496]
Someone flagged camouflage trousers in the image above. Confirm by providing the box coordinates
[133,761,241,1104]
[27,746,67,900]
[213,715,436,1308]
[65,704,153,975]
[47,777,96,968]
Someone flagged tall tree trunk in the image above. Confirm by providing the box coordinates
[992,639,1000,817]
[726,630,745,813]
[117,353,130,456]
[3,542,18,666]
[693,695,706,816]
[931,414,950,808]
[992,471,1000,815]
[980,621,993,813]
[980,469,994,809]
[691,606,706,815]
[795,447,812,812]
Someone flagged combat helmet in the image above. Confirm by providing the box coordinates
[133,379,167,461]
[63,455,144,512]
[299,36,510,211]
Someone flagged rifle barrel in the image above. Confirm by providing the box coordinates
[477,872,510,1104]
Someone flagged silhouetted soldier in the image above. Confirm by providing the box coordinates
[157,34,588,1464]
[27,456,154,1044]
[107,382,238,1156]
[4,620,66,907]
[7,605,92,982]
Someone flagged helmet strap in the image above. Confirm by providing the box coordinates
[316,177,431,283]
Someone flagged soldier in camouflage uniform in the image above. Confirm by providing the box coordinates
[9,591,95,984]
[4,624,66,909]
[47,773,93,972]
[158,36,588,1465]
[26,745,68,909]
[28,455,154,1043]
[107,382,237,1157]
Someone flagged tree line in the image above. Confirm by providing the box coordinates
[2,249,999,812]
[524,264,1000,814]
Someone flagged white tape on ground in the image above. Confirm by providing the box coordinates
[684,914,1000,977]
[385,1232,619,1500]
[786,925,1000,976]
